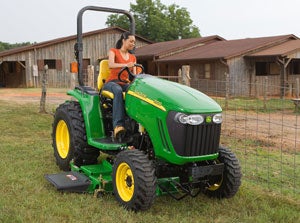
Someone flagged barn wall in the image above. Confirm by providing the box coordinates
[189,60,227,96]
[0,29,150,88]
[227,57,251,97]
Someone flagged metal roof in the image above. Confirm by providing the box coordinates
[135,35,225,58]
[246,39,300,57]
[145,34,298,62]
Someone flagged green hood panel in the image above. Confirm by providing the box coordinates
[125,75,222,165]
[128,75,222,113]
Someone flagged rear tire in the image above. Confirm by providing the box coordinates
[204,146,242,198]
[52,101,99,171]
[112,150,156,211]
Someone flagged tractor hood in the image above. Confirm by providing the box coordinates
[127,75,222,113]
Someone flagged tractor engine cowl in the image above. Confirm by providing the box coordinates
[166,111,222,157]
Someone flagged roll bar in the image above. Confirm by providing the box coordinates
[74,6,135,86]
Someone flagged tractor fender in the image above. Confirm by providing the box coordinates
[67,88,106,140]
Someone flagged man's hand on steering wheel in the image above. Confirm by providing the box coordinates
[118,64,144,83]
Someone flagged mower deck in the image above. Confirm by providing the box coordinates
[45,161,180,196]
[45,171,91,193]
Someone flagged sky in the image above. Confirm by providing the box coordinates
[2,0,300,43]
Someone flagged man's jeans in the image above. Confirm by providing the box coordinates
[103,81,128,128]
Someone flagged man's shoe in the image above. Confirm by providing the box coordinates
[114,126,126,141]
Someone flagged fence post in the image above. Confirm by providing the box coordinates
[296,78,299,98]
[225,72,229,110]
[263,77,268,110]
[255,79,258,98]
[87,65,94,88]
[39,65,48,113]
[178,68,182,84]
[181,65,191,87]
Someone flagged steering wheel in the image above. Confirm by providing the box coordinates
[118,64,144,83]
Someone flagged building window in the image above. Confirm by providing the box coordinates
[204,63,211,79]
[255,62,279,76]
[44,59,56,69]
[291,60,300,74]
[37,59,62,71]
[269,62,279,75]
[255,62,267,75]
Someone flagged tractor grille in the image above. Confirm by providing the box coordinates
[166,111,221,157]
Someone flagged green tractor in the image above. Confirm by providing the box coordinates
[46,6,241,211]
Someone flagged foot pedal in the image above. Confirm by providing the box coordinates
[45,171,91,193]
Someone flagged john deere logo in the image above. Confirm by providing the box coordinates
[206,116,212,123]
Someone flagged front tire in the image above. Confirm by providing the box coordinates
[204,146,242,198]
[112,150,156,211]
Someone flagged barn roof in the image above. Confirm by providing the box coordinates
[135,35,225,59]
[141,34,299,62]
[245,39,300,57]
[0,27,152,58]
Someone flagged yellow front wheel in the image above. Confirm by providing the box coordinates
[116,163,135,202]
[112,150,156,211]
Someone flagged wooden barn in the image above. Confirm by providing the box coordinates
[2,29,300,98]
[0,27,151,88]
[135,34,300,97]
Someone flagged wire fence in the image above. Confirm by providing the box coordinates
[47,70,299,200]
[191,78,299,200]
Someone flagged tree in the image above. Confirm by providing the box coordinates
[105,0,200,42]
[0,41,32,52]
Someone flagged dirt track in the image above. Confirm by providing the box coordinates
[222,110,299,152]
[0,88,71,105]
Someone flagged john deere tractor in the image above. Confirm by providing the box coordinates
[46,6,241,211]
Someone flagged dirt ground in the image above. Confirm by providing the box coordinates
[0,88,71,105]
[0,87,299,152]
[222,110,299,152]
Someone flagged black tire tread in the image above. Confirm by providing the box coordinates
[113,150,156,211]
[205,146,242,198]
[52,101,99,170]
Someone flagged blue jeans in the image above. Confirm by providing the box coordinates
[103,81,128,128]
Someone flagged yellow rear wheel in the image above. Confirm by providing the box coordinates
[207,177,223,191]
[52,101,99,171]
[55,120,70,159]
[204,146,242,198]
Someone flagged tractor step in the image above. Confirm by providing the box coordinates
[45,171,91,193]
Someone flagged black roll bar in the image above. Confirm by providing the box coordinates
[75,6,135,86]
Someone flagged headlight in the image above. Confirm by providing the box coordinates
[213,113,222,124]
[175,113,204,125]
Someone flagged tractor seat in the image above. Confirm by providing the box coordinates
[97,59,125,99]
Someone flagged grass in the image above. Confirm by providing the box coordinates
[214,97,296,113]
[228,140,300,199]
[0,99,299,223]
[216,96,300,200]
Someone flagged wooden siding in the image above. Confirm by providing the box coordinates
[0,29,149,88]
[189,60,227,96]
[227,57,250,96]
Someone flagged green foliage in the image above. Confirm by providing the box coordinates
[0,41,32,52]
[105,0,200,42]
